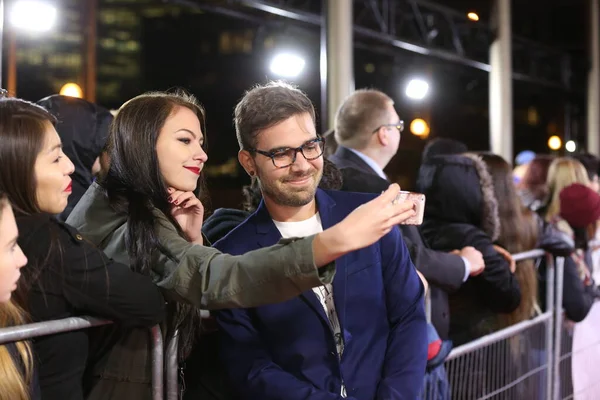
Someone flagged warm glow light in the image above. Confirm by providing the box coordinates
[269,53,305,78]
[566,140,577,153]
[410,119,430,137]
[405,79,429,100]
[10,1,57,32]
[60,83,83,98]
[548,135,562,151]
[467,12,479,22]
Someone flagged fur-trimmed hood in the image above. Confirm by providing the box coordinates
[417,153,500,241]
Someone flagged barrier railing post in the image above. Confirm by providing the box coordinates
[545,254,555,400]
[151,325,164,400]
[0,318,165,400]
[553,256,565,400]
[443,249,553,399]
[166,330,180,400]
[0,316,111,344]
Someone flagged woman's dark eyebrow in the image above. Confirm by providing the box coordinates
[175,128,199,139]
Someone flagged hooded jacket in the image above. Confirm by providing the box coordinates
[36,95,113,221]
[417,154,521,345]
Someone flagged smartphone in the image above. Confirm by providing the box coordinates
[393,191,426,225]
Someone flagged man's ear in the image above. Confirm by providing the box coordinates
[376,127,389,147]
[238,150,257,177]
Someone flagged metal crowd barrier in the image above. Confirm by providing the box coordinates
[0,317,165,400]
[4,249,595,400]
[440,249,582,400]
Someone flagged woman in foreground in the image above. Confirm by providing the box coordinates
[0,98,166,399]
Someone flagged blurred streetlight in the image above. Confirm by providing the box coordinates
[548,135,562,151]
[0,0,58,93]
[269,53,305,78]
[410,118,430,138]
[405,78,429,100]
[59,83,83,98]
[565,140,577,153]
[467,12,479,22]
[10,0,57,32]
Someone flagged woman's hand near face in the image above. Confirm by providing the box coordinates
[167,187,204,245]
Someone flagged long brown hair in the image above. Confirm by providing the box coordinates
[102,90,208,359]
[0,98,66,306]
[0,98,57,215]
[0,194,33,400]
[479,153,539,327]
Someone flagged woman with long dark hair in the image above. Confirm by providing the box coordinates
[67,91,415,399]
[0,97,166,400]
[480,153,575,323]
[479,153,540,326]
[0,192,33,400]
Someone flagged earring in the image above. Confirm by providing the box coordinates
[249,171,255,176]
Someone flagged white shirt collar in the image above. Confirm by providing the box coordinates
[346,147,388,180]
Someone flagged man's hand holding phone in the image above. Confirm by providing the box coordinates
[392,191,426,225]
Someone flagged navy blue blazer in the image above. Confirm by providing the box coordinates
[214,189,428,400]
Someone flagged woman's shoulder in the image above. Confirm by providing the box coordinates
[17,214,87,252]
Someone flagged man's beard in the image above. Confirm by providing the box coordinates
[258,168,323,207]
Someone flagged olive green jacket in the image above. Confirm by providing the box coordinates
[67,182,335,399]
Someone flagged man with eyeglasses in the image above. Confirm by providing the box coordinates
[330,89,485,341]
[213,81,427,400]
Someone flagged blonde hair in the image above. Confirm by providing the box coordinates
[0,302,33,400]
[545,158,591,221]
[0,195,33,400]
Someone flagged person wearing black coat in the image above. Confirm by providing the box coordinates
[0,97,166,400]
[540,183,600,322]
[417,153,522,345]
[329,89,485,340]
[15,215,166,400]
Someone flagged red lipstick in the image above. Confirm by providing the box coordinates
[184,166,201,175]
[64,181,72,193]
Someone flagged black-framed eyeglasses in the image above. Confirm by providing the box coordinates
[248,137,325,168]
[373,120,404,134]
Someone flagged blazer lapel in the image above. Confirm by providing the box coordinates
[315,190,348,343]
[253,199,330,326]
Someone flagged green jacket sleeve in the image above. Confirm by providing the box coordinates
[152,213,336,310]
